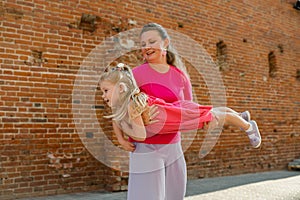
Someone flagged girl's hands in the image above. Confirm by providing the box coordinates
[118,138,136,152]
[113,121,136,152]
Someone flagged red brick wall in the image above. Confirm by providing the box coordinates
[0,0,299,199]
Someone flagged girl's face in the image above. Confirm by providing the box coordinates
[140,30,168,64]
[100,80,120,107]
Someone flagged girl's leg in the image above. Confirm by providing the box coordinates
[224,112,250,130]
[213,107,251,122]
[213,107,239,115]
[210,107,261,148]
[212,107,250,130]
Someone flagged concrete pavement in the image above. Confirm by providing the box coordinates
[20,170,300,200]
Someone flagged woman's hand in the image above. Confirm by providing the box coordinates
[142,105,159,125]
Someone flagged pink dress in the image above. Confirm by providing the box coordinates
[145,96,213,138]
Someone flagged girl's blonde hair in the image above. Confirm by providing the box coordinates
[100,63,148,121]
[140,23,189,77]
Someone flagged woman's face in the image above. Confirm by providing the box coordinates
[140,30,167,64]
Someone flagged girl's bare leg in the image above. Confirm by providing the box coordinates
[214,107,239,115]
[211,107,250,130]
[208,107,262,148]
[224,112,250,130]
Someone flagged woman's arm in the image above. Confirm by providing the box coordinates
[182,73,193,101]
[141,104,159,125]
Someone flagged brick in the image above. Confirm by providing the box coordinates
[0,0,299,199]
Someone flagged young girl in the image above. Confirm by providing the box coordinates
[100,63,261,148]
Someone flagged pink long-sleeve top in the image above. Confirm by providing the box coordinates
[131,63,193,144]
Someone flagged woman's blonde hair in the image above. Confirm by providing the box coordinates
[100,63,148,121]
[140,23,189,77]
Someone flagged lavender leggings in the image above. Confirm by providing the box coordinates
[127,142,187,200]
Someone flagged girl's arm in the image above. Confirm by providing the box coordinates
[119,102,147,141]
[112,121,135,152]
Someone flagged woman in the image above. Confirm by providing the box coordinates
[110,23,261,200]
[125,23,191,200]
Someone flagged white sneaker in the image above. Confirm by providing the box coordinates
[246,120,262,148]
[240,111,251,122]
